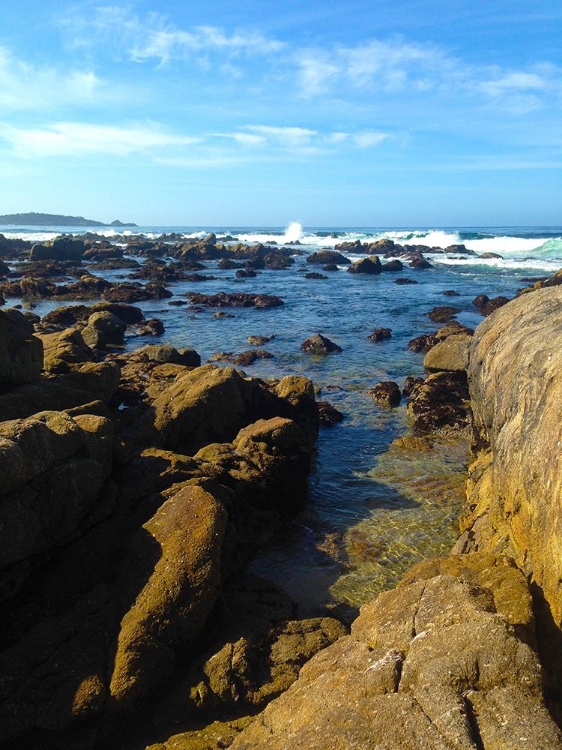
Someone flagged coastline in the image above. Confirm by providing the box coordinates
[1,228,562,748]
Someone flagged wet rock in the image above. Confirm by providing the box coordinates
[347,256,382,274]
[236,268,257,278]
[0,308,43,388]
[427,305,461,322]
[390,435,433,451]
[409,254,433,269]
[368,327,392,342]
[29,237,85,262]
[402,375,424,396]
[102,282,168,303]
[395,277,418,285]
[408,334,437,353]
[187,292,284,308]
[247,335,274,346]
[1,276,57,298]
[300,333,342,354]
[443,289,460,296]
[212,350,274,367]
[317,401,344,426]
[407,371,470,434]
[306,250,351,265]
[473,294,510,316]
[133,345,201,367]
[381,259,403,272]
[305,272,328,280]
[264,251,294,270]
[369,381,401,407]
[137,317,165,336]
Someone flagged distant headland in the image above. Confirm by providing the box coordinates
[0,212,137,227]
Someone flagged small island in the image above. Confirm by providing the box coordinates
[0,212,137,227]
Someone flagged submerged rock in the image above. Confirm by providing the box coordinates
[370,381,401,407]
[300,333,342,354]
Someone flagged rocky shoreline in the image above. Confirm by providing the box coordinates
[1,233,562,748]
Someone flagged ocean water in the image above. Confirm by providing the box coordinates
[3,222,561,620]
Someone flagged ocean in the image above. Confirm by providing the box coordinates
[3,222,561,619]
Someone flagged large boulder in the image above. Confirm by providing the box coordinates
[126,364,317,455]
[38,327,95,373]
[29,237,85,261]
[456,286,562,640]
[424,333,471,372]
[347,255,382,274]
[231,557,562,750]
[0,308,43,388]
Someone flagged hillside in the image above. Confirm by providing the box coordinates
[0,212,136,227]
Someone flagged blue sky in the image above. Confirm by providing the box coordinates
[0,0,561,226]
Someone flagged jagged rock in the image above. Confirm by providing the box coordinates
[368,327,392,342]
[306,250,351,265]
[427,305,461,322]
[407,371,470,433]
[300,333,342,354]
[84,311,126,347]
[473,294,510,315]
[381,259,403,271]
[0,308,43,388]
[126,364,317,454]
[47,361,121,402]
[0,411,114,595]
[231,560,562,750]
[186,292,284,308]
[317,401,344,426]
[38,327,95,373]
[347,256,382,274]
[370,381,401,407]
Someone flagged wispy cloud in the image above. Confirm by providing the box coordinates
[0,119,393,162]
[0,122,198,157]
[63,7,285,66]
[0,47,101,110]
[293,37,562,114]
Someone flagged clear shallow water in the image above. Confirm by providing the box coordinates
[3,222,561,620]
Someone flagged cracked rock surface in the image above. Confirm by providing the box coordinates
[229,556,562,750]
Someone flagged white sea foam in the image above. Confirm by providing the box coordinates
[434,255,562,273]
[463,236,556,255]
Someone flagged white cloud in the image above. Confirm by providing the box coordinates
[0,122,198,157]
[245,125,318,149]
[0,47,101,110]
[353,132,390,148]
[65,8,285,66]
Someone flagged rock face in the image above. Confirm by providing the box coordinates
[0,309,43,388]
[455,286,562,650]
[0,410,114,597]
[110,483,229,706]
[231,555,562,749]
